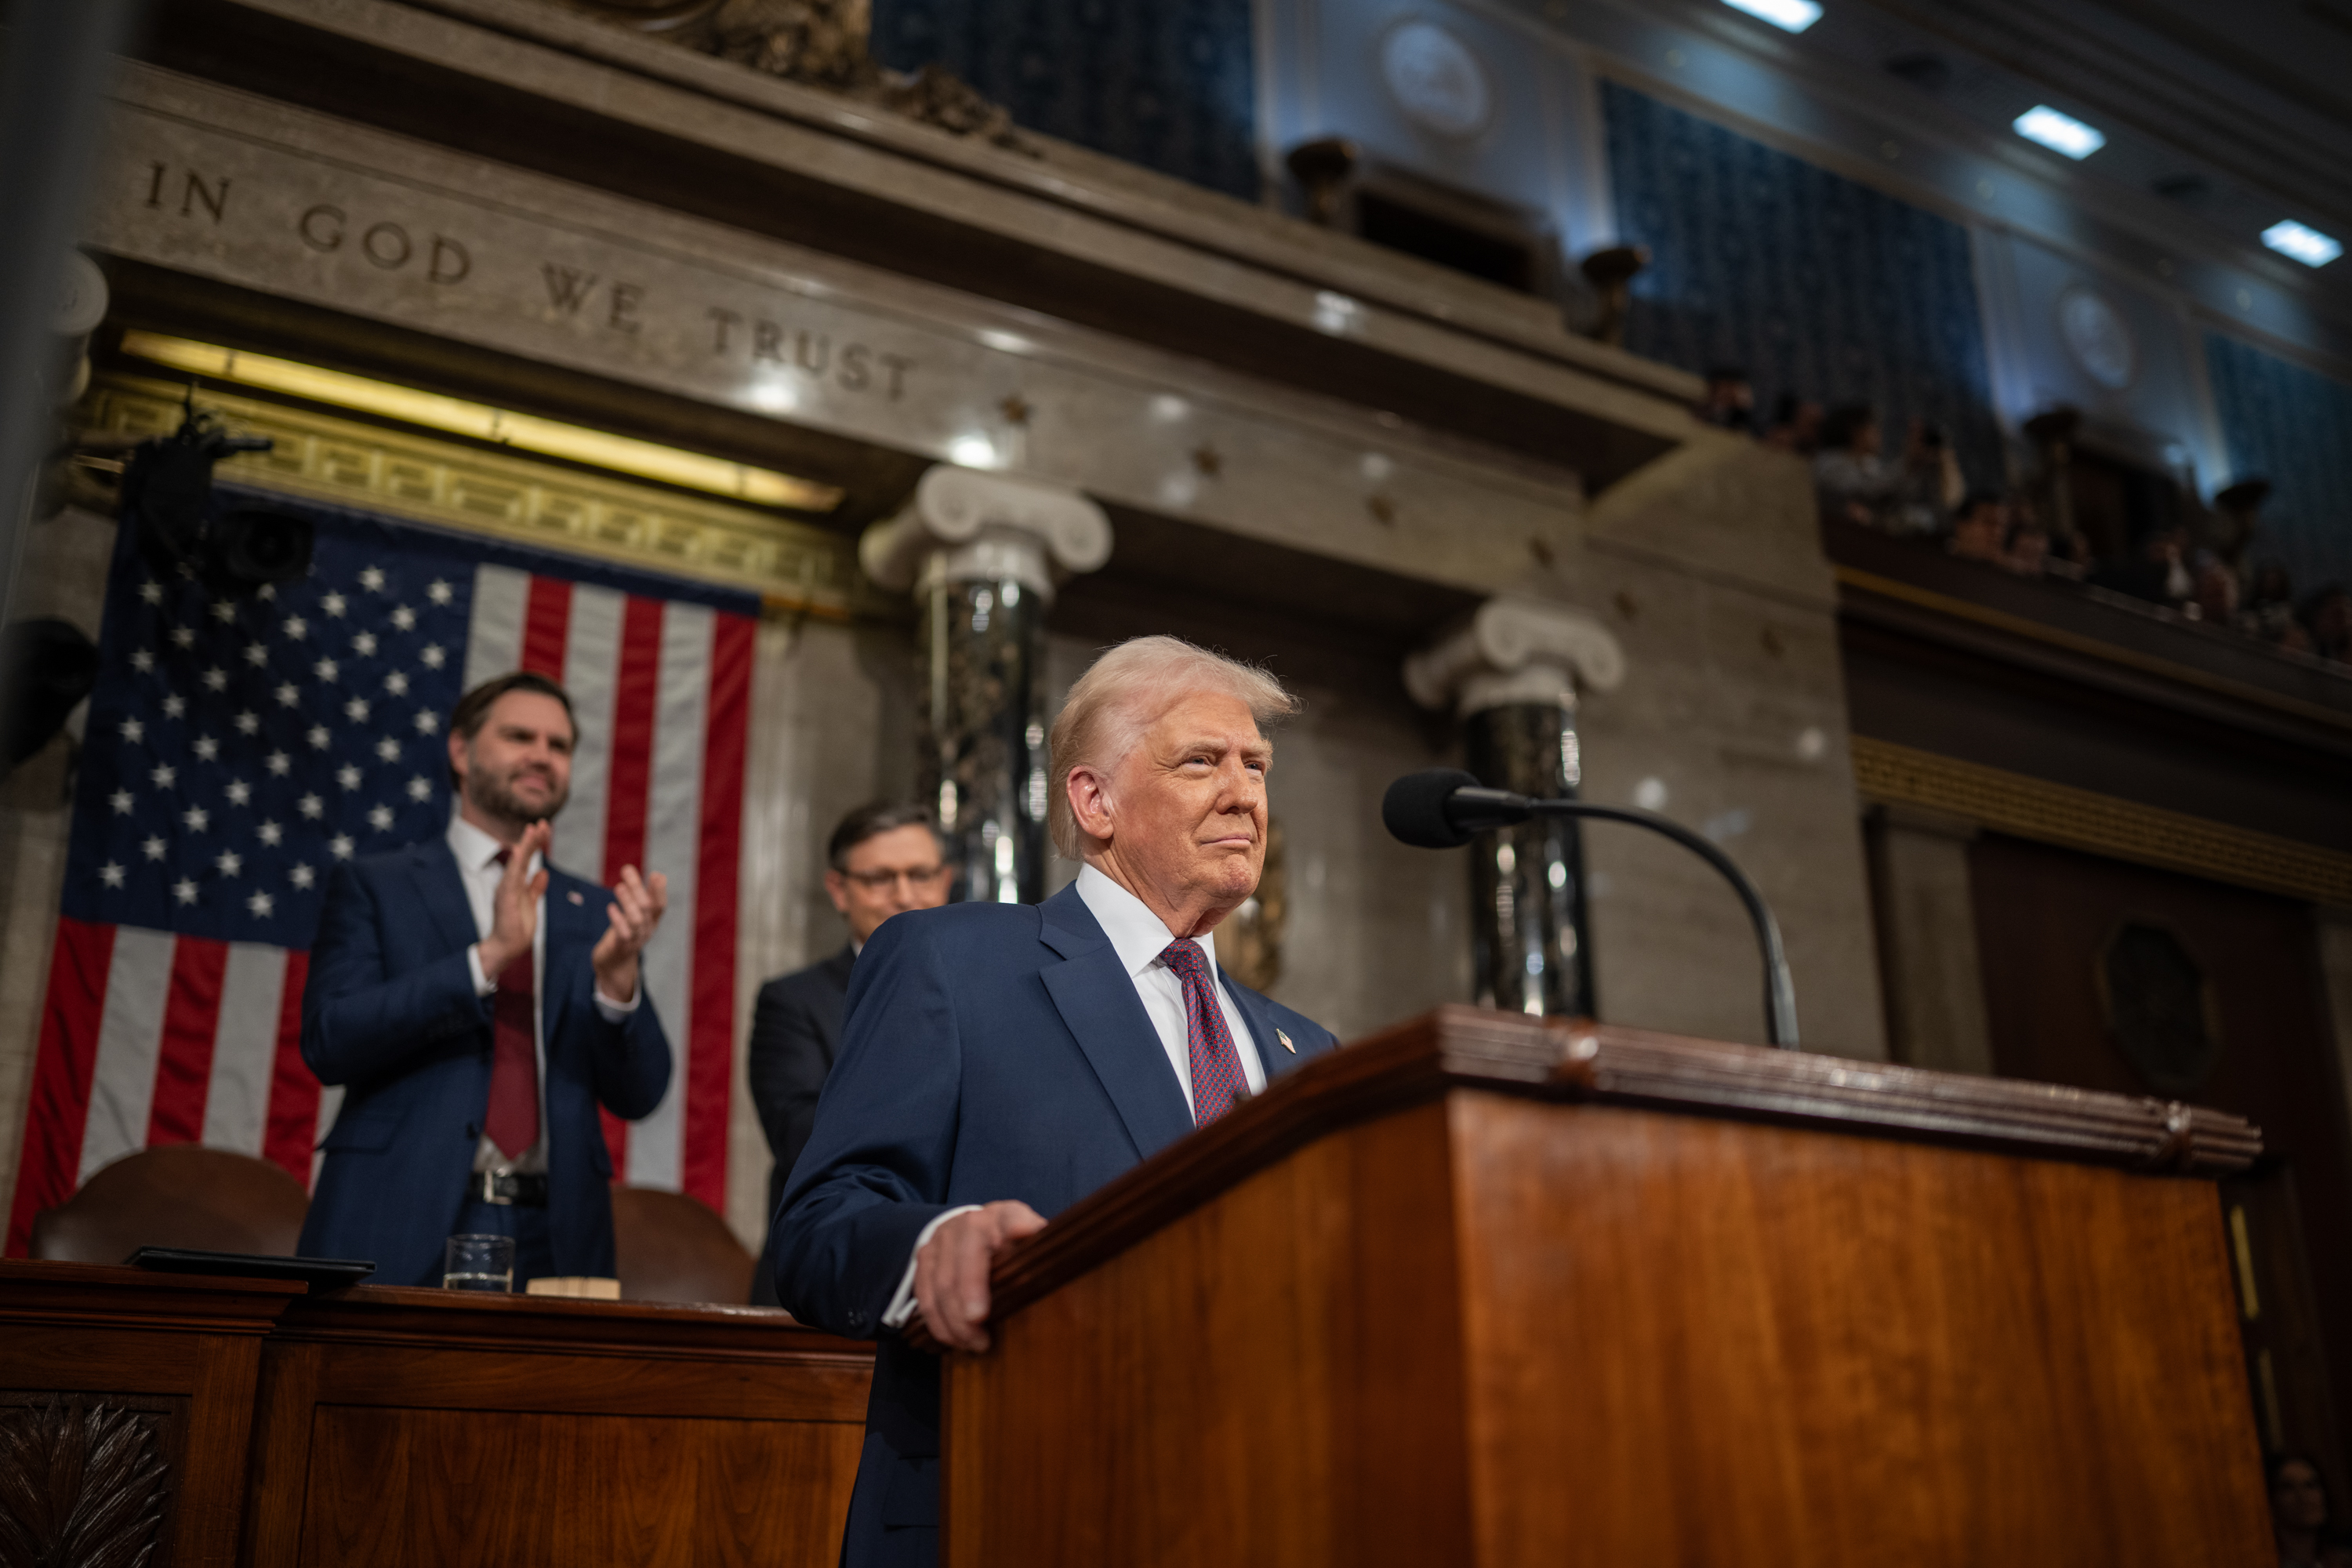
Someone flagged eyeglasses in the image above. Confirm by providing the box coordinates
[840,865,949,891]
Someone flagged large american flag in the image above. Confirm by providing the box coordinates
[4,488,757,1255]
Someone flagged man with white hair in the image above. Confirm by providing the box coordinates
[774,635,1341,1567]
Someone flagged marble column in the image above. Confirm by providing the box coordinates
[860,466,1110,905]
[1406,597,1625,1018]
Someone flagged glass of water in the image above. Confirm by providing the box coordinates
[443,1233,515,1292]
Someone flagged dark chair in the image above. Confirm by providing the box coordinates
[609,1185,755,1305]
[30,1144,310,1262]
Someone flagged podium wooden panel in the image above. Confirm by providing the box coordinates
[942,1007,2272,1567]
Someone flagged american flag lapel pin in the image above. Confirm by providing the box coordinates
[1278,1029,1294,1054]
[568,890,584,905]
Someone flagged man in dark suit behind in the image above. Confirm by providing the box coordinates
[746,802,950,1304]
[297,671,672,1287]
[775,637,1341,1567]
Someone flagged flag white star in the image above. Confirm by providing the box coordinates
[426,579,452,604]
[336,764,362,790]
[297,793,324,819]
[258,583,276,601]
[375,737,400,762]
[321,591,347,618]
[109,789,133,814]
[266,750,292,776]
[245,641,268,667]
[258,820,284,847]
[419,644,446,668]
[216,850,242,877]
[139,581,163,605]
[192,735,220,761]
[367,804,394,831]
[407,775,432,802]
[414,710,441,735]
[234,710,260,735]
[182,805,209,831]
[169,626,195,648]
[307,726,331,750]
[99,862,125,889]
[360,566,387,591]
[314,659,339,683]
[352,631,378,656]
[224,778,251,806]
[141,836,166,861]
[201,666,227,691]
[173,878,198,905]
[390,605,416,630]
[151,764,176,789]
[130,650,154,673]
[329,833,355,859]
[289,862,315,890]
[383,670,410,696]
[210,600,235,623]
[161,695,186,719]
[247,891,274,917]
[119,717,144,742]
[344,697,370,723]
[283,615,308,641]
[273,682,298,708]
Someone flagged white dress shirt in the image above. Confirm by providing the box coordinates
[880,866,1269,1328]
[446,815,636,1174]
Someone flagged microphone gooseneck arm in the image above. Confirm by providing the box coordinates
[1440,782,1799,1050]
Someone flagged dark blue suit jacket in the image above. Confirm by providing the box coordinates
[771,883,1338,1567]
[296,837,672,1286]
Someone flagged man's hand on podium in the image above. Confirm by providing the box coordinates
[914,1200,1047,1353]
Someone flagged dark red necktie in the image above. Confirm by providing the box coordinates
[1160,939,1246,1127]
[485,849,539,1158]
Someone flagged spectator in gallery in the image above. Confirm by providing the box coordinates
[1813,402,1902,528]
[2003,514,2053,577]
[1947,492,2006,564]
[2190,552,2240,625]
[1697,365,1756,433]
[2095,524,2196,610]
[2307,586,2352,663]
[1763,394,1824,456]
[745,801,953,1306]
[2244,564,2307,649]
[2267,1451,2352,1568]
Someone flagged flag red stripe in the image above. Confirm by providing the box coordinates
[5,919,115,1257]
[683,612,753,1209]
[262,949,318,1184]
[598,595,664,1178]
[520,576,573,681]
[147,936,228,1145]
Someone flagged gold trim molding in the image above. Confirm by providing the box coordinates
[81,375,866,618]
[1853,735,2352,906]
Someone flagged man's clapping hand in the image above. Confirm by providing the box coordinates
[591,863,668,1004]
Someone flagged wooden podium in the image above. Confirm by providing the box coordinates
[942,1007,2274,1566]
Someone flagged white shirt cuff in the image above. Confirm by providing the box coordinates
[880,1204,985,1330]
[467,944,495,997]
[593,985,640,1021]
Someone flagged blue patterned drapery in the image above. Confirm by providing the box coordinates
[2205,334,2352,596]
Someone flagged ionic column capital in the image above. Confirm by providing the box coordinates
[1404,596,1626,716]
[859,465,1112,603]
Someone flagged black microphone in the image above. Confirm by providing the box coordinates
[1381,768,1800,1049]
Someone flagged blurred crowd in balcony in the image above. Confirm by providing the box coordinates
[1693,368,2352,670]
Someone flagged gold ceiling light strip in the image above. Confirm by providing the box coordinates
[1853,735,2352,906]
[118,330,843,514]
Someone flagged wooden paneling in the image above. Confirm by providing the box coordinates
[297,1407,861,1568]
[1452,1093,2269,1566]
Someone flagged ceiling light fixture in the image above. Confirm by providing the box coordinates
[2262,220,2343,268]
[117,332,843,512]
[2012,105,2105,160]
[1720,0,1823,32]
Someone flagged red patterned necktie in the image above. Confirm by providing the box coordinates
[1160,938,1245,1127]
[485,849,539,1158]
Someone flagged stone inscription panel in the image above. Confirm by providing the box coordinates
[86,73,1581,596]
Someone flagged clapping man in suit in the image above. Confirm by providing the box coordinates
[775,636,1341,1567]
[746,802,950,1305]
[297,671,672,1287]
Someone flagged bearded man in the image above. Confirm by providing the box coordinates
[775,636,1341,1568]
[297,671,672,1287]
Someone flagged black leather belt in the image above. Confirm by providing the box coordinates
[471,1169,549,1207]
